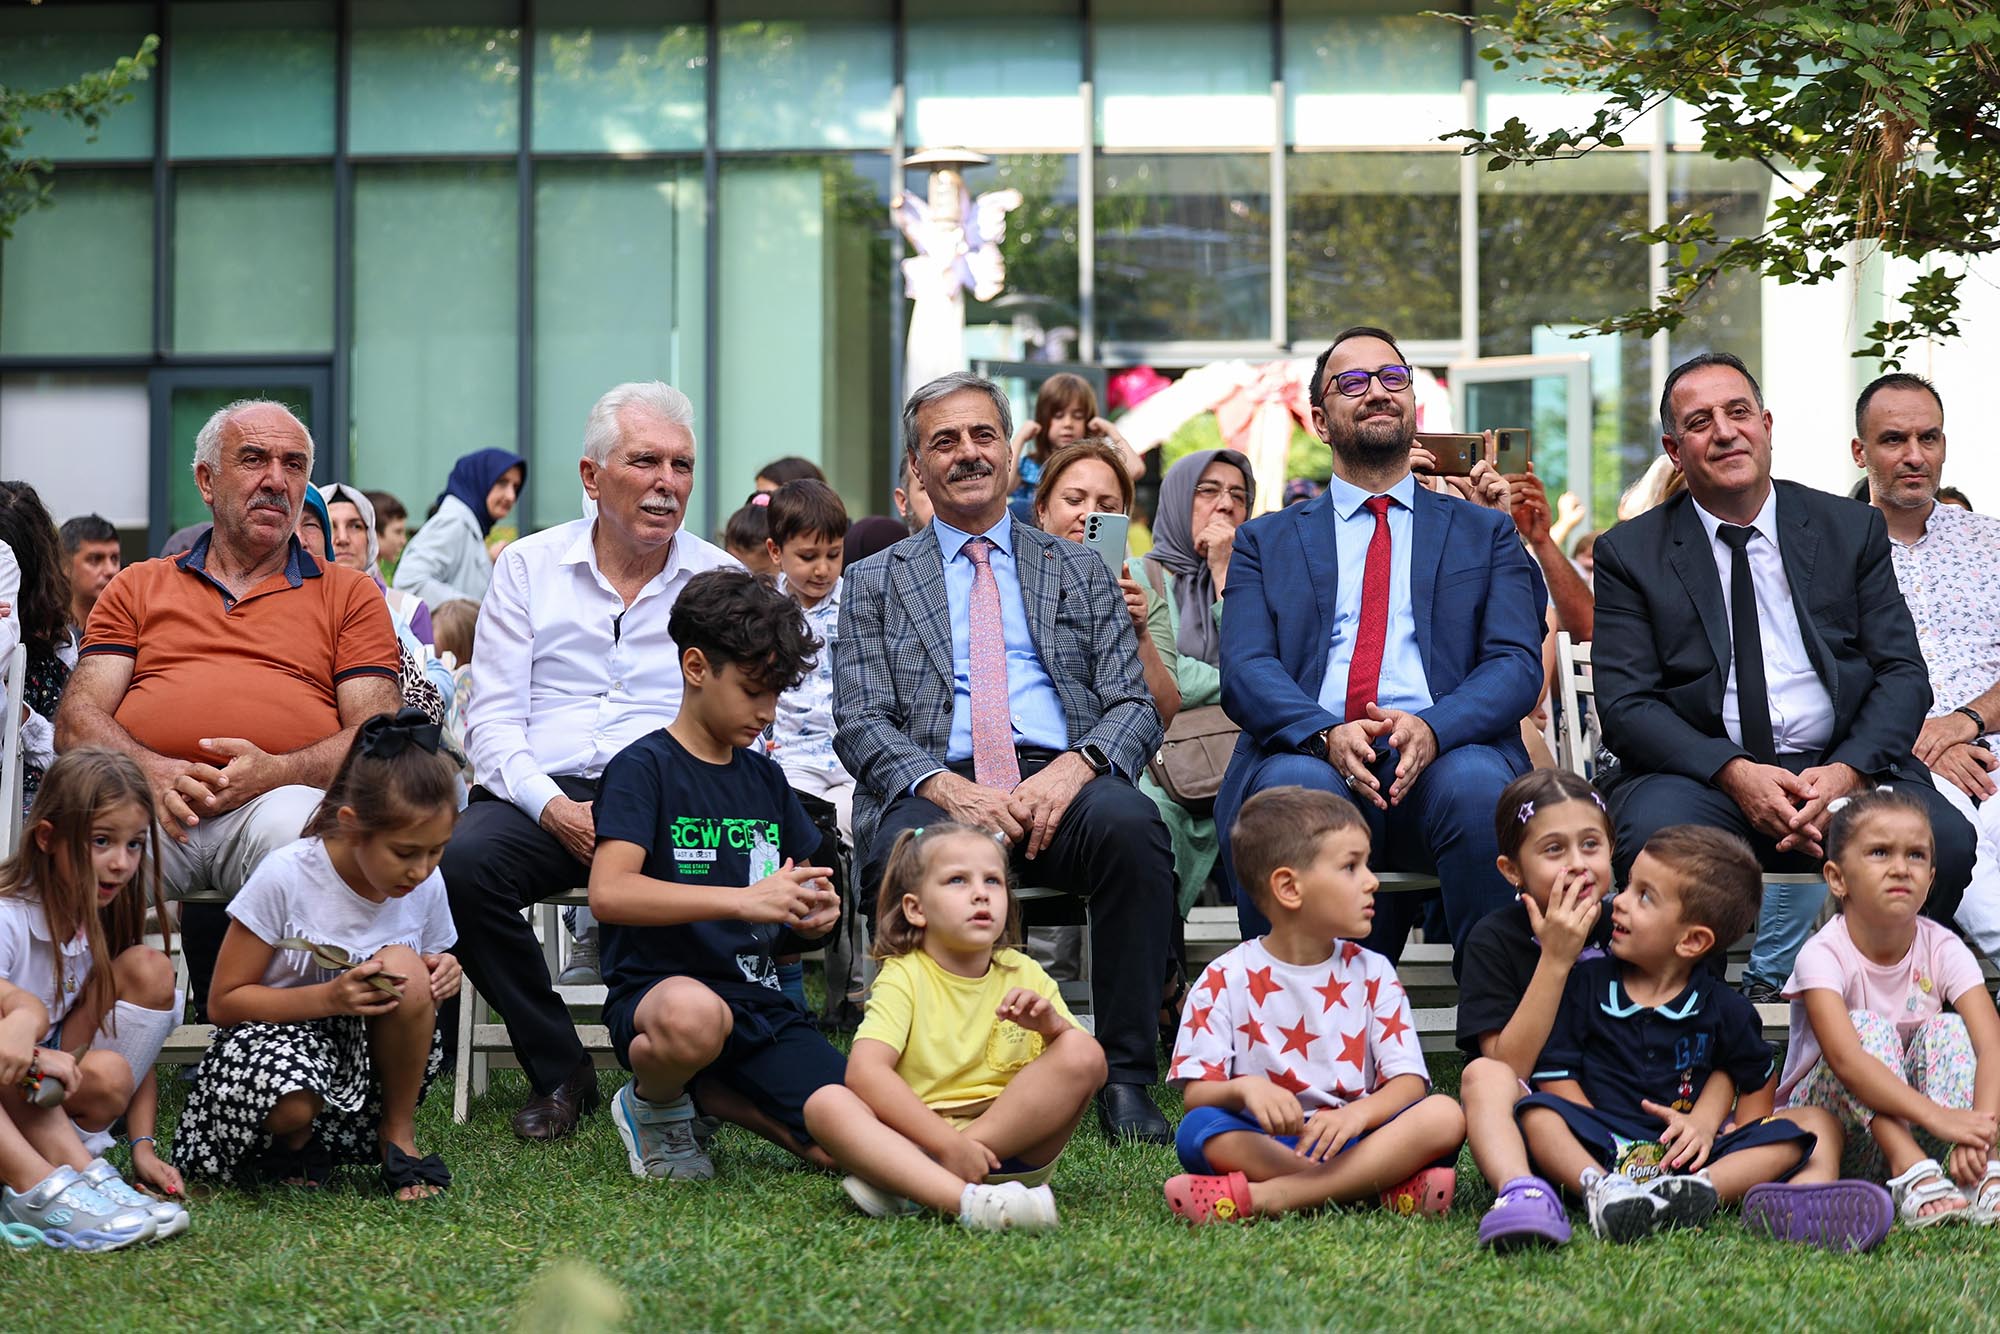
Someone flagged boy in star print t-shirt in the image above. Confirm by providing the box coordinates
[1163,787,1467,1224]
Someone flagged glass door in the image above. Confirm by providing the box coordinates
[148,365,332,553]
[1447,353,1595,527]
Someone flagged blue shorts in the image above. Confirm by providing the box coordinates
[1515,1092,1816,1184]
[605,978,845,1142]
[1176,1101,1427,1175]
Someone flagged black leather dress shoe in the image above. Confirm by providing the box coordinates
[511,1059,602,1141]
[1096,1082,1171,1145]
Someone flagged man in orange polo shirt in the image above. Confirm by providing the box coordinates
[57,400,401,1012]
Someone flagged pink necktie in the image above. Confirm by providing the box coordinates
[963,538,1021,791]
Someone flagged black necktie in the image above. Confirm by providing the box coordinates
[1718,524,1777,763]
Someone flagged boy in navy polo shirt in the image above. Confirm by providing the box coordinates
[589,570,841,1182]
[1517,825,1891,1250]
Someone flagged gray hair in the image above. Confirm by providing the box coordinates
[901,371,1013,460]
[191,399,314,480]
[582,381,696,464]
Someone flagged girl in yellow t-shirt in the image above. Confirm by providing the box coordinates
[800,824,1106,1229]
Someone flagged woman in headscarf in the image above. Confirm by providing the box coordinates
[1129,447,1254,917]
[321,483,432,645]
[391,448,525,605]
[302,485,452,727]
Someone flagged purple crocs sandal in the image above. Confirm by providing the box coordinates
[1742,1179,1894,1253]
[1478,1175,1573,1251]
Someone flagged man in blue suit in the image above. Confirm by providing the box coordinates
[1214,326,1549,963]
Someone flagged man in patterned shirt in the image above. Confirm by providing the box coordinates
[1854,371,2000,959]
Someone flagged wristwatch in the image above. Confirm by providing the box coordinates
[1299,729,1330,762]
[1070,740,1113,776]
[1956,705,1986,736]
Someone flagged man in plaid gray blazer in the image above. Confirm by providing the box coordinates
[833,371,1175,1143]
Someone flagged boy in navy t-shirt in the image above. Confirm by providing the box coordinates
[1515,826,1888,1250]
[591,570,842,1182]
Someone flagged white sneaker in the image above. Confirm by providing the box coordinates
[958,1181,1059,1232]
[1585,1171,1664,1243]
[81,1159,189,1239]
[1643,1171,1719,1231]
[842,1175,922,1218]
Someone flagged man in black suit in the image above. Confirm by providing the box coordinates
[1592,352,1974,994]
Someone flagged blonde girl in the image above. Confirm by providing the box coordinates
[801,824,1106,1230]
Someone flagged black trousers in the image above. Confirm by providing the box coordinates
[1606,757,1976,925]
[441,776,597,1095]
[859,753,1174,1087]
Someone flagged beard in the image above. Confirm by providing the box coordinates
[1327,406,1413,470]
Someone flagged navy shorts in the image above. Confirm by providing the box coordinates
[1515,1092,1816,1184]
[1176,1100,1433,1175]
[605,978,846,1142]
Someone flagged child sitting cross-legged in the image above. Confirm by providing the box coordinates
[1517,824,1891,1249]
[1776,789,2000,1230]
[803,822,1104,1230]
[1162,786,1466,1224]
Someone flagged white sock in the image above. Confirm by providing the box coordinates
[958,1183,981,1221]
[89,990,182,1092]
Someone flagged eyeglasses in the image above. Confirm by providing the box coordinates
[1192,482,1251,506]
[1330,364,1413,398]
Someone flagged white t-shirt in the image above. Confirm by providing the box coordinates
[227,838,456,990]
[1168,936,1430,1112]
[0,893,90,1031]
[1777,914,1986,1105]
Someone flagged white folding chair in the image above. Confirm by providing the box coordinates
[1554,632,1595,778]
[0,644,26,858]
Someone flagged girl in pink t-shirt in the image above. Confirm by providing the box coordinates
[1778,790,2000,1227]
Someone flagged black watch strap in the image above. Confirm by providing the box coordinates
[1957,704,1987,736]
[1299,729,1329,761]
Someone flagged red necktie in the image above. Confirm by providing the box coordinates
[1343,495,1393,723]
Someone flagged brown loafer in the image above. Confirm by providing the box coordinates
[511,1059,603,1141]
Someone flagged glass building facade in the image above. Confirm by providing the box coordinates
[0,0,1766,548]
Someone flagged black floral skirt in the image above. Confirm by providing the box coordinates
[173,1016,444,1184]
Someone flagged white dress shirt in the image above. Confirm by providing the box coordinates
[467,518,739,822]
[1691,489,1834,756]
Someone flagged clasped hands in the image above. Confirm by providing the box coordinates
[1716,757,1863,860]
[918,752,1096,859]
[1319,706,1437,809]
[149,736,288,843]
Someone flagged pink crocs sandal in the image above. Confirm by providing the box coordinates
[1165,1171,1254,1225]
[1380,1165,1456,1217]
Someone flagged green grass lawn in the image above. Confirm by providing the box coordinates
[18,1054,2000,1333]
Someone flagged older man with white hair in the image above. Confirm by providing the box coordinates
[57,399,402,1012]
[442,380,738,1141]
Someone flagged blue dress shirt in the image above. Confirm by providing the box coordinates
[933,515,1070,761]
[1315,472,1434,717]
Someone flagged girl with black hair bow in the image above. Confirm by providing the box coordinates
[174,711,463,1202]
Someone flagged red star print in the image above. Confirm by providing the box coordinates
[1339,1025,1369,1069]
[1237,1015,1268,1047]
[1340,941,1361,964]
[1245,966,1280,1007]
[1312,974,1349,1012]
[1183,1004,1214,1036]
[1269,1067,1310,1094]
[1201,963,1229,997]
[1364,976,1382,1007]
[1378,1008,1411,1045]
[1199,1060,1229,1082]
[1278,1016,1319,1058]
